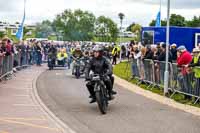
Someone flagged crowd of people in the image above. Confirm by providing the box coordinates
[0,37,116,75]
[0,37,46,67]
[123,40,200,100]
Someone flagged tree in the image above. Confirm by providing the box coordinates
[95,16,118,42]
[170,14,186,27]
[118,13,125,29]
[15,22,20,24]
[52,9,96,41]
[35,20,54,38]
[131,24,142,41]
[126,22,135,31]
[149,14,185,27]
[149,20,167,26]
[0,31,5,39]
[186,16,200,27]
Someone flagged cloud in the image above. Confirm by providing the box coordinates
[126,0,200,9]
[0,0,199,26]
[0,0,23,12]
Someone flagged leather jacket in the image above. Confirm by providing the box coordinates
[48,46,57,59]
[85,56,113,79]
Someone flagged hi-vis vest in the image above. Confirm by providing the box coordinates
[193,53,200,78]
[70,48,75,54]
[112,46,120,55]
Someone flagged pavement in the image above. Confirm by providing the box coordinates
[36,69,200,133]
[0,66,64,133]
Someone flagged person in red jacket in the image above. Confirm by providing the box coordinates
[5,39,12,56]
[177,46,192,75]
[176,45,193,99]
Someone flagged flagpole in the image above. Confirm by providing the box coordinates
[21,0,26,40]
[160,0,162,25]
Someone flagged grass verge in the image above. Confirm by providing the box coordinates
[113,62,200,108]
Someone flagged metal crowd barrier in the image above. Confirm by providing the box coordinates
[170,64,200,104]
[143,59,155,88]
[128,59,200,104]
[0,56,3,76]
[0,52,31,80]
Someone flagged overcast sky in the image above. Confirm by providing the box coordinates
[0,0,200,26]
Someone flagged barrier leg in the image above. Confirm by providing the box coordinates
[194,97,200,104]
[170,91,177,98]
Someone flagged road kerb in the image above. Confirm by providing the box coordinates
[31,70,77,133]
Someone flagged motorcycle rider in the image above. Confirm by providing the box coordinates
[72,45,83,74]
[57,48,68,66]
[48,43,57,67]
[85,45,117,104]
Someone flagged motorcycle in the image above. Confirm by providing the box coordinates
[89,74,109,114]
[73,57,84,79]
[48,56,55,70]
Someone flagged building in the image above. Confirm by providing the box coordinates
[0,21,36,39]
[0,21,19,35]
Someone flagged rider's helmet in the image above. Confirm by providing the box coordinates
[76,45,81,50]
[93,45,103,52]
[93,45,104,57]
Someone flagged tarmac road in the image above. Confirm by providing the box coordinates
[36,69,200,133]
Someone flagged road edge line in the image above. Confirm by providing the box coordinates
[114,75,200,117]
[31,69,77,133]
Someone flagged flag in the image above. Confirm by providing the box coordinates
[16,0,26,40]
[155,11,161,27]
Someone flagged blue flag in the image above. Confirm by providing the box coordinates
[155,11,161,27]
[16,0,26,40]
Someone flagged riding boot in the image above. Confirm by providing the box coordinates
[86,82,96,103]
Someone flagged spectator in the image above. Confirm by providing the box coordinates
[171,43,177,62]
[0,40,4,55]
[112,44,118,65]
[156,44,172,62]
[139,46,146,80]
[43,42,50,61]
[189,48,200,98]
[177,45,193,99]
[5,39,12,56]
[1,38,7,53]
[18,41,27,66]
[131,45,140,78]
[127,43,133,61]
[198,43,200,50]
[13,43,19,68]
[144,45,153,60]
[121,45,126,59]
[177,46,192,69]
[36,42,43,66]
[151,45,158,60]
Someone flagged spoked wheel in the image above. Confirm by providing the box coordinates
[95,85,108,115]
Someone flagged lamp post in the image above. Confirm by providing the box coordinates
[164,0,171,95]
[118,13,125,62]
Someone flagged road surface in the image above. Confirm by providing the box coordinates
[36,69,200,133]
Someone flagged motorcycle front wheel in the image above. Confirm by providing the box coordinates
[95,85,108,114]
